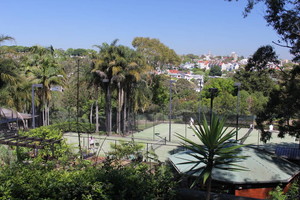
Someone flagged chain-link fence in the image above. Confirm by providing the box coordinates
[135,111,256,132]
[64,133,184,162]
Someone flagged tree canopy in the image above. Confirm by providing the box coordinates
[209,65,222,76]
[132,37,181,69]
[228,0,300,140]
[227,0,300,61]
[245,45,279,72]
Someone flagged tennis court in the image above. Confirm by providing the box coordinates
[133,122,257,143]
[63,123,298,162]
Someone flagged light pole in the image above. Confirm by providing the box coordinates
[31,84,43,128]
[234,82,241,141]
[169,79,175,142]
[198,78,203,123]
[208,88,218,126]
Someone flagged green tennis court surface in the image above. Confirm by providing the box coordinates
[133,123,258,143]
[64,123,298,162]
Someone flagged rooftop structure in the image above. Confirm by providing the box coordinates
[0,107,32,129]
[169,146,300,199]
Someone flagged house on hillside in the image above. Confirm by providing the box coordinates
[197,61,210,70]
[168,69,183,79]
[181,63,194,69]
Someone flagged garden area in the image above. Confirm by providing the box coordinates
[1,0,300,199]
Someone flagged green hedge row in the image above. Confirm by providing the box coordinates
[0,161,177,200]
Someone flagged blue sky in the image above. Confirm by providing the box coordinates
[1,0,292,59]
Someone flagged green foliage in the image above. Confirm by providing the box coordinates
[245,45,279,72]
[233,69,275,96]
[174,78,197,100]
[132,37,181,68]
[0,57,19,89]
[18,126,72,160]
[0,159,177,199]
[268,182,299,200]
[256,64,300,141]
[151,74,169,108]
[92,39,151,134]
[226,0,300,140]
[268,186,287,200]
[50,121,96,133]
[209,65,222,76]
[192,68,206,75]
[201,77,236,114]
[0,162,109,200]
[214,91,236,115]
[231,0,300,61]
[182,54,199,63]
[0,45,31,53]
[108,140,144,161]
[176,114,248,199]
[65,48,94,56]
[0,146,17,166]
[203,77,235,97]
[245,91,269,115]
[98,161,177,200]
[0,35,14,45]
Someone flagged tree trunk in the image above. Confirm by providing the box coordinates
[105,84,112,135]
[117,82,121,134]
[42,106,45,126]
[90,102,93,124]
[95,100,99,133]
[47,105,50,125]
[133,112,137,131]
[122,90,127,134]
[206,175,212,200]
[121,86,125,134]
[95,87,99,133]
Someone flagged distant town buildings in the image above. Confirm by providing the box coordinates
[180,51,244,72]
[154,51,286,92]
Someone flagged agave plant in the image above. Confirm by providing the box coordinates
[176,114,248,200]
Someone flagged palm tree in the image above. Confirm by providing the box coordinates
[0,58,19,90]
[0,35,14,45]
[176,114,247,200]
[92,39,119,135]
[92,40,152,135]
[26,45,65,126]
[128,79,152,132]
[86,63,103,133]
[113,46,149,134]
[0,35,18,89]
[0,78,31,111]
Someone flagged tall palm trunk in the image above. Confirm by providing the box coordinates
[122,83,133,134]
[42,91,47,126]
[90,102,93,125]
[47,105,50,125]
[95,87,99,133]
[105,83,112,135]
[42,106,46,126]
[95,100,99,133]
[117,82,121,134]
[122,90,128,134]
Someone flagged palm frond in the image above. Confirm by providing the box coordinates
[176,114,248,187]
